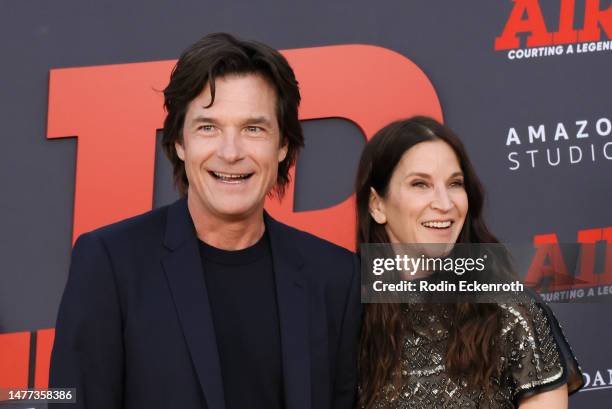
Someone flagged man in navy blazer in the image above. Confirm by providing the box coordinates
[49,33,361,409]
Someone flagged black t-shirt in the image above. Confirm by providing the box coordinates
[198,232,284,409]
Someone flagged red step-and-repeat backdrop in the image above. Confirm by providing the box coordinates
[1,0,611,407]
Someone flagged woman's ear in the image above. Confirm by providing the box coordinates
[175,140,185,161]
[369,187,387,224]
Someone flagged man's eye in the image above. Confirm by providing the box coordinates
[246,126,263,133]
[198,125,215,132]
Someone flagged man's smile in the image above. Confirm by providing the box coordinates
[208,170,254,184]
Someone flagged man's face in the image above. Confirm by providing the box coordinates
[176,73,287,221]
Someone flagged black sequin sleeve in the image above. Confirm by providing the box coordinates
[500,294,584,406]
[536,300,584,395]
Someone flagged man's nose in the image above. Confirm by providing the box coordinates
[216,131,243,162]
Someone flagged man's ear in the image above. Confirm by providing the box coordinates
[175,140,185,161]
[278,140,288,162]
[369,187,387,224]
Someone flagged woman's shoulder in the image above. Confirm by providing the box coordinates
[498,291,555,346]
[498,290,584,405]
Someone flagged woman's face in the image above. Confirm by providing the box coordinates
[370,140,468,244]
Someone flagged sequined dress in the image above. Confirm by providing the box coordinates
[369,295,583,408]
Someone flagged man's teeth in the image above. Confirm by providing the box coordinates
[422,221,452,229]
[211,171,251,180]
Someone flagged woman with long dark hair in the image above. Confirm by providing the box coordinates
[356,116,583,408]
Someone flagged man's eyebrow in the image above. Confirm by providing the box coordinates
[243,116,274,126]
[188,116,274,126]
[190,116,218,124]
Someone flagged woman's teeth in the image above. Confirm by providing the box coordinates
[422,221,452,229]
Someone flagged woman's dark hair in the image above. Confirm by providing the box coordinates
[356,116,503,408]
[162,32,304,197]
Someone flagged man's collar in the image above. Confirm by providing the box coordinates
[163,197,193,251]
[163,197,304,271]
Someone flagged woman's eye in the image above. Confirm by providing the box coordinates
[411,181,428,188]
[450,180,465,188]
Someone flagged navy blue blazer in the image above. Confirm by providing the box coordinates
[49,198,361,409]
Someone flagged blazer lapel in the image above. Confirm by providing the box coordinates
[265,213,311,409]
[161,198,226,409]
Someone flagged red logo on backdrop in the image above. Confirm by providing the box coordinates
[0,44,442,390]
[527,227,612,292]
[495,0,612,50]
[47,44,442,251]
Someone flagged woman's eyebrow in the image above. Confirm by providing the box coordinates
[405,172,431,178]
